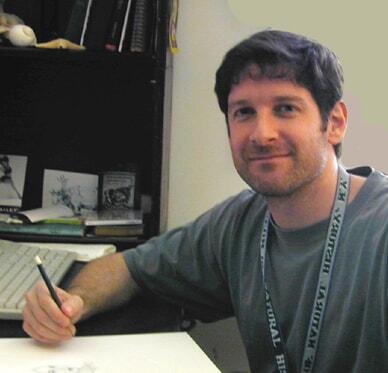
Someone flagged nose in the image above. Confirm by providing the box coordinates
[249,111,279,145]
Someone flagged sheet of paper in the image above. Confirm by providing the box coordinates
[21,242,116,262]
[0,333,221,372]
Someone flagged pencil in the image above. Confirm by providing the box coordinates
[34,255,62,308]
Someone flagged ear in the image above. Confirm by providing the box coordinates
[327,100,348,146]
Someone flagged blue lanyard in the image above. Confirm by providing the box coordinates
[259,166,350,373]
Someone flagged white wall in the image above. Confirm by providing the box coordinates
[167,0,253,230]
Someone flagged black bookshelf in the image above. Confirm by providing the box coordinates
[0,0,171,249]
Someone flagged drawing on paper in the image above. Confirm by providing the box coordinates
[33,361,96,372]
[42,170,98,215]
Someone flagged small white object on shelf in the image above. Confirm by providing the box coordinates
[7,24,37,47]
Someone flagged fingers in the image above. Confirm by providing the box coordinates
[22,281,81,344]
[56,286,84,324]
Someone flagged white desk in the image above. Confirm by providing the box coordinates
[0,332,221,372]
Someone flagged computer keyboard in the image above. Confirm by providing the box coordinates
[0,239,77,320]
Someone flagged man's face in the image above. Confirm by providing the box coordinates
[227,76,336,197]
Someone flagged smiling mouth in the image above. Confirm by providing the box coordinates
[249,154,290,161]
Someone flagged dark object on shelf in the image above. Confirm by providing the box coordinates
[104,0,130,52]
[64,0,91,44]
[129,0,152,53]
[81,0,116,50]
[88,223,144,237]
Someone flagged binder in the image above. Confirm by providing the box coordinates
[64,0,90,44]
[129,0,152,53]
[105,0,132,52]
[118,0,133,52]
[83,0,117,50]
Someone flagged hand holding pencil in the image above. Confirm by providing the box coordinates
[34,255,63,308]
[22,256,84,344]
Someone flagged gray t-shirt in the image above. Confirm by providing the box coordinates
[124,167,388,372]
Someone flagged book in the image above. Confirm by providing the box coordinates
[40,217,83,225]
[9,205,75,224]
[0,222,85,237]
[64,0,91,44]
[82,0,117,50]
[105,0,131,52]
[129,0,152,53]
[99,169,137,210]
[118,0,133,52]
[83,208,143,226]
[89,224,144,237]
[79,0,94,46]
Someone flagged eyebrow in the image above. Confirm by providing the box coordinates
[227,99,250,112]
[274,95,306,105]
[228,95,306,111]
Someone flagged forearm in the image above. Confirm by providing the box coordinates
[65,252,141,320]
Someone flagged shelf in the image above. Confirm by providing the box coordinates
[0,232,146,251]
[0,46,162,73]
[0,44,159,61]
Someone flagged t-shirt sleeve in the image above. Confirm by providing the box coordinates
[124,203,235,322]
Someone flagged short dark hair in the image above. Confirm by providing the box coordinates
[214,29,344,157]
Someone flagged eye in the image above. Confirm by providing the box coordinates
[231,106,255,120]
[274,103,298,116]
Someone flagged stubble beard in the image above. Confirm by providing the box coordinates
[237,145,329,199]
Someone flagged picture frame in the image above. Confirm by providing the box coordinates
[0,154,28,213]
[99,167,138,210]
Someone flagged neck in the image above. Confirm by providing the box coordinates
[267,158,340,229]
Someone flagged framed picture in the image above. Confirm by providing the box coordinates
[0,154,28,213]
[99,169,137,210]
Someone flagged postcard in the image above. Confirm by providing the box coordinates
[42,169,98,215]
[100,170,137,209]
[0,154,28,213]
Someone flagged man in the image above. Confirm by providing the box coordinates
[23,30,388,372]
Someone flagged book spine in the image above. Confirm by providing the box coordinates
[83,0,117,50]
[80,0,94,46]
[129,0,151,53]
[91,224,144,236]
[118,0,133,52]
[64,0,89,44]
[149,0,159,57]
[105,0,129,52]
[0,222,85,237]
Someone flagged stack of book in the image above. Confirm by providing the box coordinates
[83,208,144,237]
[0,206,85,237]
[0,205,144,239]
[64,0,154,53]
